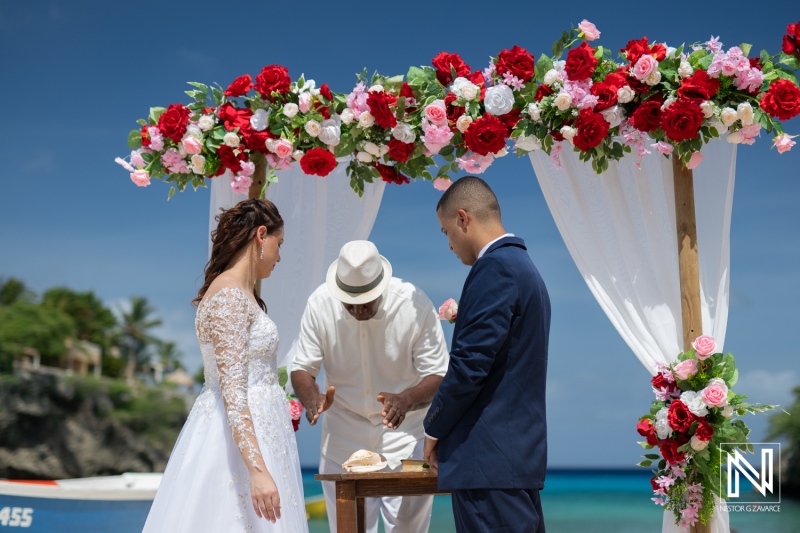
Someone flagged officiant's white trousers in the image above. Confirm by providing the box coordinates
[320,439,433,533]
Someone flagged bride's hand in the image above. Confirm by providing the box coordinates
[250,471,281,522]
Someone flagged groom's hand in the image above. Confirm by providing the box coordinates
[307,386,335,426]
[377,391,411,429]
[424,436,439,475]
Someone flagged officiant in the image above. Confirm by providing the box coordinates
[291,240,449,533]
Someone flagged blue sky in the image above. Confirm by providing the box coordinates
[1,1,798,468]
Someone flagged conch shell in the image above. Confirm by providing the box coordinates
[342,450,387,473]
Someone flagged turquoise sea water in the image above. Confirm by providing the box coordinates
[302,469,800,533]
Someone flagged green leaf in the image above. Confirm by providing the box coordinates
[773,64,800,86]
[636,460,653,467]
[779,52,800,70]
[535,54,553,83]
[739,43,752,57]
[127,129,142,149]
[278,366,288,389]
[761,49,771,64]
[638,441,655,449]
[167,186,176,200]
[643,454,661,460]
[187,82,210,93]
[149,107,167,123]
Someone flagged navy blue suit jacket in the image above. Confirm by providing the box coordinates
[424,236,550,491]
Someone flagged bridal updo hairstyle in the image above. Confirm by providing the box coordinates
[193,198,284,312]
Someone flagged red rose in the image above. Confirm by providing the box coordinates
[431,52,471,86]
[650,43,667,62]
[694,419,715,441]
[496,45,535,82]
[464,115,508,156]
[217,103,254,132]
[240,124,274,154]
[387,139,415,163]
[565,42,598,81]
[224,74,254,97]
[467,70,487,100]
[617,66,649,95]
[444,93,465,123]
[534,84,554,102]
[604,72,628,90]
[661,99,704,142]
[300,148,337,177]
[650,476,660,492]
[636,419,659,446]
[218,145,243,173]
[498,108,522,135]
[313,101,331,120]
[374,162,410,185]
[749,57,763,71]
[790,21,800,40]
[157,104,191,143]
[667,400,696,433]
[255,65,291,98]
[650,370,673,391]
[659,439,686,465]
[367,91,398,129]
[550,130,565,142]
[630,98,664,132]
[591,82,618,111]
[320,83,333,101]
[761,79,800,121]
[622,37,649,64]
[292,418,300,432]
[573,109,610,151]
[140,125,152,147]
[783,35,797,55]
[678,70,721,102]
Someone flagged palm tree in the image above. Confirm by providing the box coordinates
[118,296,162,384]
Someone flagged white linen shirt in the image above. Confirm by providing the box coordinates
[291,277,449,468]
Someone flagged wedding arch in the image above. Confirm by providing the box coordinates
[117,19,800,533]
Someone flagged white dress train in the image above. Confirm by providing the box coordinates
[143,287,308,533]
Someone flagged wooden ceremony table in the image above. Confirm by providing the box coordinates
[315,470,447,533]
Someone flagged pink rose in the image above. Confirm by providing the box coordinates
[424,100,448,126]
[438,298,458,322]
[578,20,601,41]
[632,54,659,81]
[686,151,704,170]
[299,92,312,113]
[238,161,255,177]
[130,150,146,168]
[230,174,252,195]
[289,398,304,420]
[701,378,729,407]
[691,335,716,359]
[274,139,294,159]
[266,153,293,170]
[433,178,452,191]
[130,169,150,187]
[182,136,203,155]
[774,133,796,154]
[673,359,698,380]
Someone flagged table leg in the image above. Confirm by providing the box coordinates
[357,497,365,533]
[336,481,358,533]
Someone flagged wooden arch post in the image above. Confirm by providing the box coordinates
[672,155,713,533]
[248,155,268,295]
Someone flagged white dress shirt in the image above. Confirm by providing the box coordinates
[292,277,449,468]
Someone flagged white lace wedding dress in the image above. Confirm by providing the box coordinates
[143,287,308,532]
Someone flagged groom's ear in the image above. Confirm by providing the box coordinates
[456,209,470,230]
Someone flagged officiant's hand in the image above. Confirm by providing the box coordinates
[306,386,335,426]
[377,391,411,429]
[424,436,439,475]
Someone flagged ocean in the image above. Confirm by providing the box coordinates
[302,469,800,533]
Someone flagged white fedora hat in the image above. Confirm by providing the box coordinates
[326,241,392,305]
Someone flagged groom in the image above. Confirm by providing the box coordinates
[423,176,551,532]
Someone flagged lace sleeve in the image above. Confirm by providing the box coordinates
[204,288,265,473]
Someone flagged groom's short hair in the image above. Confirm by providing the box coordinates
[436,176,501,223]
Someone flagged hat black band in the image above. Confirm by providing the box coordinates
[336,268,384,294]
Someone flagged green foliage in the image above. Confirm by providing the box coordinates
[0,301,75,372]
[0,278,35,306]
[110,385,188,445]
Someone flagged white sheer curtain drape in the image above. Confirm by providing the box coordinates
[208,160,386,370]
[530,140,736,533]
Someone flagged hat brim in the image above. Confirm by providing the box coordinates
[326,255,392,305]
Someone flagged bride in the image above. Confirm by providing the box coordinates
[143,198,308,532]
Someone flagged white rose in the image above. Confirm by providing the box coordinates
[552,60,566,71]
[707,117,726,134]
[680,391,709,417]
[358,111,375,128]
[198,114,216,132]
[363,142,381,156]
[392,122,416,144]
[554,92,573,111]
[737,102,754,126]
[654,407,673,440]
[379,145,389,156]
[600,105,625,128]
[223,132,240,148]
[318,119,341,146]
[678,61,694,78]
[185,124,202,138]
[528,102,541,122]
[451,77,472,97]
[250,109,270,131]
[283,103,299,119]
[178,145,187,158]
[646,70,662,86]
[700,101,714,118]
[727,131,743,144]
[265,138,276,152]
[461,84,478,101]
[456,115,473,133]
[691,436,709,451]
[515,135,541,151]
[666,46,677,59]
[560,126,577,143]
[356,151,373,163]
[304,119,322,137]
[721,405,734,419]
[292,150,304,162]
[483,84,515,116]
[661,96,676,110]
[494,147,508,158]
[617,86,635,104]
[191,154,206,175]
[340,108,355,125]
[544,69,560,86]
[721,107,738,127]
[368,84,384,93]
